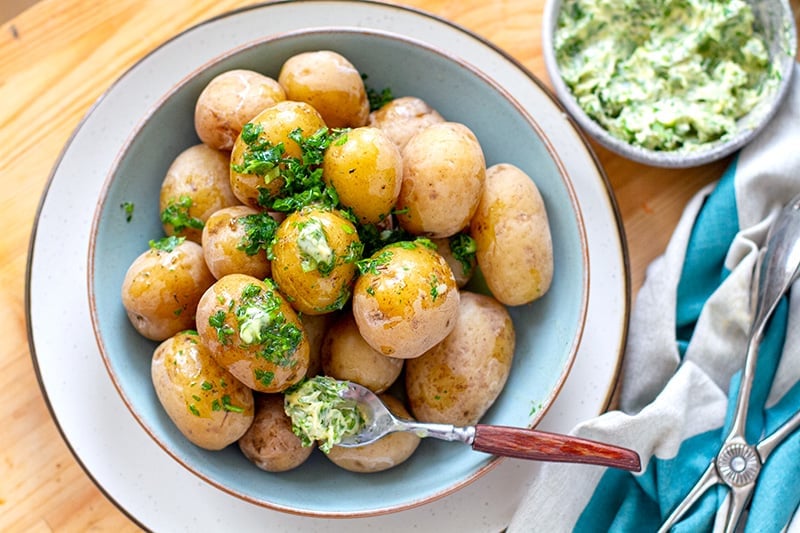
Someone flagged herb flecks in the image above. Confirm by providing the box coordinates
[149,235,185,252]
[161,195,204,233]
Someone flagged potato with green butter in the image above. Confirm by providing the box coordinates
[151,330,254,450]
[470,163,554,306]
[271,207,362,315]
[195,273,310,393]
[352,240,459,359]
[406,291,515,426]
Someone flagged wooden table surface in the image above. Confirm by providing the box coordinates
[2,0,798,530]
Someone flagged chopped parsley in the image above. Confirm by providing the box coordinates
[120,201,134,222]
[161,195,204,233]
[356,249,394,275]
[449,233,477,277]
[362,74,394,111]
[149,235,185,252]
[237,212,279,256]
[234,282,302,366]
[284,376,364,453]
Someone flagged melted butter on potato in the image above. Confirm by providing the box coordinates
[406,291,515,426]
[352,240,459,359]
[470,163,554,306]
[151,331,254,450]
[195,273,310,393]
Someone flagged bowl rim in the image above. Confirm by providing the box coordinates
[541,0,799,168]
[87,25,591,517]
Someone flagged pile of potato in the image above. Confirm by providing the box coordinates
[120,50,554,474]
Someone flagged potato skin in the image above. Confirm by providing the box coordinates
[151,331,254,450]
[229,101,327,208]
[195,69,286,151]
[396,122,486,238]
[201,205,273,280]
[352,241,459,359]
[321,127,402,225]
[271,208,361,315]
[121,239,215,341]
[160,144,240,243]
[278,50,369,128]
[238,394,313,472]
[326,395,420,472]
[195,274,310,393]
[368,96,445,151]
[321,312,404,393]
[470,163,554,306]
[406,291,515,426]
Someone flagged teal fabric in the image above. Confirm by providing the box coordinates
[575,157,799,532]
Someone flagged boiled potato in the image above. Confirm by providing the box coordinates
[431,234,476,288]
[195,273,310,393]
[406,291,515,426]
[299,312,334,378]
[278,50,369,128]
[321,126,402,225]
[470,163,554,306]
[194,69,286,151]
[229,101,327,208]
[396,122,486,238]
[159,144,240,243]
[121,237,215,341]
[352,240,459,359]
[321,312,404,393]
[201,205,276,280]
[368,96,445,151]
[271,207,362,315]
[238,394,313,472]
[151,331,254,450]
[325,394,420,473]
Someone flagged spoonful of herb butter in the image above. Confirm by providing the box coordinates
[554,0,780,151]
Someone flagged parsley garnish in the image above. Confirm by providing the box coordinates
[161,195,204,233]
[120,201,134,222]
[356,249,394,275]
[149,235,185,252]
[449,233,477,277]
[208,310,234,345]
[362,74,394,111]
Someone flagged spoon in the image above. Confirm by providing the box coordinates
[337,381,642,472]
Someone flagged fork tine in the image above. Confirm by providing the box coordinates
[658,462,722,533]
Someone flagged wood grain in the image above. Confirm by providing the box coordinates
[1,0,798,530]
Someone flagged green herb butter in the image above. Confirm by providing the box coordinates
[554,0,780,151]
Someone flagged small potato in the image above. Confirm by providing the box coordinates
[278,50,369,128]
[368,96,445,151]
[196,274,310,393]
[271,207,362,315]
[406,291,515,426]
[299,312,333,378]
[322,127,402,225]
[152,331,254,450]
[160,144,240,243]
[396,122,486,238]
[194,69,286,151]
[431,234,476,288]
[230,101,327,208]
[238,394,313,472]
[352,240,459,359]
[321,313,404,393]
[326,394,420,472]
[470,163,554,306]
[201,205,276,280]
[121,238,215,341]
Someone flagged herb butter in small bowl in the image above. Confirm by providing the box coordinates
[543,0,797,167]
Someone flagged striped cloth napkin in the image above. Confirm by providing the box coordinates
[509,64,800,532]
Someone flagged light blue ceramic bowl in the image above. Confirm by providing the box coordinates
[89,28,589,517]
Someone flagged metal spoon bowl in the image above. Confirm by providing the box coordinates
[337,381,642,472]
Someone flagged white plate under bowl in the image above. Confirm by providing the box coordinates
[26,1,629,530]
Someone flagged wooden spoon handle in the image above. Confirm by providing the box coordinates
[472,425,642,472]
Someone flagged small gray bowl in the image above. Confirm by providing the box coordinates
[542,0,797,168]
